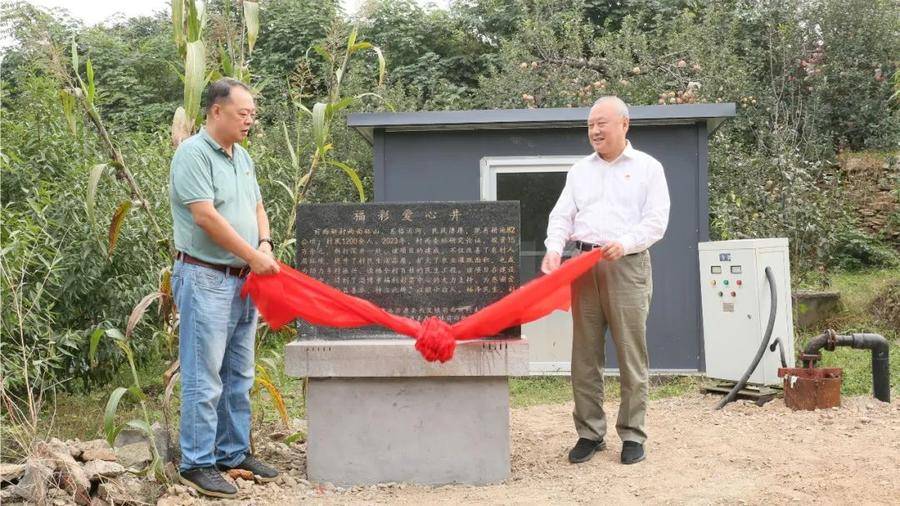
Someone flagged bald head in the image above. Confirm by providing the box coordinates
[588,96,630,161]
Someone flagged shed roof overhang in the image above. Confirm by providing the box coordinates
[347,103,736,144]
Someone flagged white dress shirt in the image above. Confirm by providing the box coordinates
[544,141,671,256]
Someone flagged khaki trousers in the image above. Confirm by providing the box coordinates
[571,250,652,444]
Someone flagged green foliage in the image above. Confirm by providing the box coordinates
[828,228,899,271]
[2,71,172,391]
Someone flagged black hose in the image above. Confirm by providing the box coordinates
[769,337,788,368]
[715,266,778,410]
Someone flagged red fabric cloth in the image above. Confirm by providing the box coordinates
[241,249,603,362]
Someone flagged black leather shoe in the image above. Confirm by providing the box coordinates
[568,438,606,463]
[179,467,237,498]
[621,441,645,465]
[217,455,280,482]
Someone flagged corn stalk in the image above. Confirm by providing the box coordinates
[90,308,167,482]
[280,26,389,254]
[66,42,169,255]
[171,0,209,144]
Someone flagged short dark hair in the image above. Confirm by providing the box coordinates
[204,78,251,116]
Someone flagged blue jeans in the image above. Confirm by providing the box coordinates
[171,260,257,471]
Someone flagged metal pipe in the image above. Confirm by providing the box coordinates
[801,329,837,367]
[835,333,891,403]
[800,330,890,403]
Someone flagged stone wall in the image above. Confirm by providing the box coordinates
[839,151,899,248]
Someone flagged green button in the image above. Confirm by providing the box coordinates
[723,280,730,286]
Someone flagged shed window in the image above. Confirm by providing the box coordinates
[480,156,581,283]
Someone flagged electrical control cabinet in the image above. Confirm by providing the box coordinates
[698,238,795,385]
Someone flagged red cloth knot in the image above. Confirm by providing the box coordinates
[414,316,456,363]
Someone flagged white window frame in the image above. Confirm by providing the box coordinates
[479,155,583,201]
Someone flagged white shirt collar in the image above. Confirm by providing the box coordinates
[592,140,635,165]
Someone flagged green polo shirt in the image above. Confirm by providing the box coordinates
[169,128,262,266]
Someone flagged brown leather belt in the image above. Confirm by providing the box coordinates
[176,251,250,278]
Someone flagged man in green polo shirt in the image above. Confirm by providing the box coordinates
[169,78,280,498]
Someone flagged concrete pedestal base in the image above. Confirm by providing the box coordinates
[307,376,508,485]
[285,338,528,486]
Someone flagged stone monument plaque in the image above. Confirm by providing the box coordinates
[295,201,520,339]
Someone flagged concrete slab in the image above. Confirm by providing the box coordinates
[306,376,511,486]
[285,338,529,378]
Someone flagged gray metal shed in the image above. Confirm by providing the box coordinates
[348,104,736,374]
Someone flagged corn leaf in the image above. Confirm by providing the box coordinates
[372,46,386,86]
[59,89,77,133]
[163,359,180,385]
[164,372,180,411]
[281,121,298,169]
[243,2,260,54]
[126,291,163,340]
[326,159,366,202]
[105,328,125,341]
[349,42,372,54]
[311,102,328,150]
[172,0,184,50]
[127,386,147,402]
[86,163,108,227]
[255,377,289,427]
[103,387,129,446]
[186,0,201,41]
[85,59,95,105]
[88,327,104,366]
[273,179,294,201]
[108,200,132,257]
[328,97,355,115]
[184,41,206,124]
[311,44,332,63]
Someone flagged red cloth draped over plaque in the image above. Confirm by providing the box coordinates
[241,249,604,362]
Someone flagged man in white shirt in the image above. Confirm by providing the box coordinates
[542,96,670,465]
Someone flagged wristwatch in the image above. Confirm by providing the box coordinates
[258,238,274,249]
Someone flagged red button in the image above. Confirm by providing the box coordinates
[736,280,742,286]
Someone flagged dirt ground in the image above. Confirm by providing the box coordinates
[172,393,899,505]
